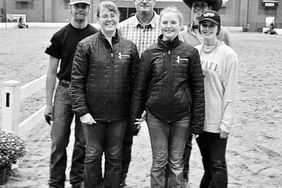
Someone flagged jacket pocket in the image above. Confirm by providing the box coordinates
[184,87,192,108]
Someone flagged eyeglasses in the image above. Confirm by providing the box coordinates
[73,3,88,9]
[99,13,118,20]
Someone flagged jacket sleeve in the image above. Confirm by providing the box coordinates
[130,50,151,135]
[70,41,90,117]
[189,48,205,135]
[220,51,238,133]
[129,43,141,98]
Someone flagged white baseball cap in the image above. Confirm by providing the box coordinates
[69,0,91,6]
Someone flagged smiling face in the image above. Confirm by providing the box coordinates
[69,3,90,22]
[134,0,156,16]
[200,20,218,40]
[98,7,119,36]
[160,12,182,41]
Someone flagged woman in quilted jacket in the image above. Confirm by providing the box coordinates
[131,6,205,188]
[70,1,140,187]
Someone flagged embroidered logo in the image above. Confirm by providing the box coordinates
[176,56,188,64]
[118,52,130,59]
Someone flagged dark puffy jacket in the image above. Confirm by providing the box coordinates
[131,35,205,134]
[71,31,140,122]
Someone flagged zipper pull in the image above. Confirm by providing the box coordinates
[168,50,170,55]
[111,53,113,57]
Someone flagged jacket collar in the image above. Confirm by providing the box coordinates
[99,30,120,47]
[158,34,181,50]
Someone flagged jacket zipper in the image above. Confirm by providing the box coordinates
[110,50,114,97]
[167,50,173,122]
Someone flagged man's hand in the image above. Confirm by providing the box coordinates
[193,134,199,139]
[134,111,146,131]
[80,113,96,125]
[44,105,53,125]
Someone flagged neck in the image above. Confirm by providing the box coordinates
[101,29,116,39]
[204,38,218,46]
[71,19,88,29]
[137,12,154,26]
[163,35,177,42]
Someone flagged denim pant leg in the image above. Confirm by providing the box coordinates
[70,116,85,185]
[147,112,169,188]
[167,116,190,188]
[120,123,133,182]
[196,132,228,188]
[183,133,193,177]
[83,122,105,188]
[104,119,127,188]
[49,85,74,188]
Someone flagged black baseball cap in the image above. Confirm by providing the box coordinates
[199,10,221,25]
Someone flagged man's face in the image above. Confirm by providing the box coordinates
[191,1,210,22]
[134,0,156,16]
[69,3,90,22]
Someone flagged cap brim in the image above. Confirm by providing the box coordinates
[69,1,90,6]
[183,0,222,11]
[199,18,219,25]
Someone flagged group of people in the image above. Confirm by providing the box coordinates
[44,0,238,188]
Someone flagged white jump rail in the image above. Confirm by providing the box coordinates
[1,75,46,136]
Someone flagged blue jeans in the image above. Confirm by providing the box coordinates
[146,112,191,188]
[83,119,127,188]
[196,132,228,188]
[49,84,85,188]
[183,133,193,180]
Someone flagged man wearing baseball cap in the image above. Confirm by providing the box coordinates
[45,0,98,187]
[180,0,231,47]
[180,0,231,186]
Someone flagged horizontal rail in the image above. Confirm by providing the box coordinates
[20,75,46,101]
[18,105,46,136]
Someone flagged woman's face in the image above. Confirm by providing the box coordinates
[200,21,218,40]
[98,7,119,35]
[160,12,182,41]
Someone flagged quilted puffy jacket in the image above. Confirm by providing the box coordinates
[131,35,205,134]
[70,31,140,122]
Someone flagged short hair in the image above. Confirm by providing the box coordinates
[96,1,120,18]
[159,6,183,26]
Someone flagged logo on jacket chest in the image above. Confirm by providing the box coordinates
[118,52,130,59]
[176,56,189,64]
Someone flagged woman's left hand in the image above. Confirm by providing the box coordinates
[220,130,229,139]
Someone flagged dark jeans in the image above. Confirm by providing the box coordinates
[183,133,193,180]
[83,119,127,188]
[196,132,228,188]
[147,112,190,188]
[120,124,133,183]
[49,84,85,188]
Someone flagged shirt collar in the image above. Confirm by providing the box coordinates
[133,11,159,29]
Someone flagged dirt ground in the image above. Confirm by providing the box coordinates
[0,28,282,188]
